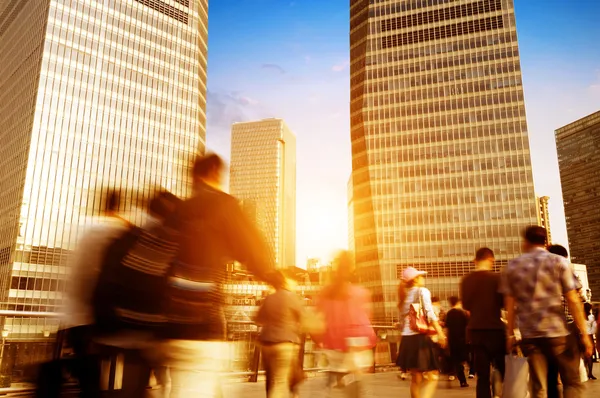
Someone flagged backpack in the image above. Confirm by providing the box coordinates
[92,223,178,334]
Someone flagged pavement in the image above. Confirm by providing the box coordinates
[2,364,599,397]
[225,364,600,398]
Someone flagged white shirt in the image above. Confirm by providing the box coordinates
[62,218,128,328]
[588,314,597,335]
[400,287,438,336]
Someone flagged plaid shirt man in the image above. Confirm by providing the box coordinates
[500,247,579,339]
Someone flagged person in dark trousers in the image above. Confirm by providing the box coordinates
[461,248,506,398]
[501,226,593,398]
[255,270,305,398]
[158,154,277,397]
[545,244,586,398]
[445,296,469,388]
[584,302,597,380]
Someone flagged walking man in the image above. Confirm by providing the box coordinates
[461,248,506,398]
[445,296,469,388]
[159,154,277,397]
[501,226,593,398]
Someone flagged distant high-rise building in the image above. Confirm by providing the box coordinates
[0,0,208,338]
[536,196,552,244]
[556,110,600,298]
[348,175,355,254]
[350,0,537,321]
[230,119,297,269]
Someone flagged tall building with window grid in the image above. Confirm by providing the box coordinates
[230,119,297,269]
[0,0,207,339]
[556,111,600,299]
[349,0,537,322]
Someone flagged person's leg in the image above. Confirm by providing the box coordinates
[453,357,467,386]
[67,326,101,398]
[587,335,596,378]
[410,371,423,398]
[420,371,440,398]
[521,339,550,398]
[552,334,585,398]
[264,343,296,398]
[261,346,275,396]
[162,340,228,398]
[546,360,560,398]
[120,349,152,398]
[473,342,492,398]
[488,331,506,398]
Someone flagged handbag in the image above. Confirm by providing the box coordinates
[503,354,529,398]
[408,288,437,335]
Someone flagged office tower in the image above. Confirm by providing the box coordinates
[0,0,208,340]
[350,0,537,321]
[230,119,297,269]
[536,196,551,244]
[556,110,600,297]
[348,175,355,254]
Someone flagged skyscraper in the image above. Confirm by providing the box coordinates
[556,110,600,298]
[536,196,551,244]
[230,119,297,269]
[350,0,537,321]
[0,0,208,338]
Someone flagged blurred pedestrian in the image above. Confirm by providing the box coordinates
[445,296,469,388]
[36,190,128,398]
[157,154,276,398]
[546,244,586,398]
[396,267,446,398]
[584,302,597,380]
[501,226,592,398]
[255,270,305,398]
[461,248,506,398]
[315,251,376,397]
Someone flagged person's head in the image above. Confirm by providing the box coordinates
[103,189,121,216]
[148,191,181,221]
[333,250,354,284]
[474,247,495,270]
[431,296,441,308]
[522,225,547,252]
[322,251,355,299]
[192,153,224,190]
[547,244,568,259]
[584,302,593,317]
[448,296,461,308]
[397,267,427,309]
[268,270,288,291]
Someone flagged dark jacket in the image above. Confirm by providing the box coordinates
[163,182,273,340]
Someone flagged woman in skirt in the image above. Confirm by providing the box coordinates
[396,267,446,398]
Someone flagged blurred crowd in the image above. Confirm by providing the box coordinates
[34,154,599,398]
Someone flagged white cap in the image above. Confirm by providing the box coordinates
[402,266,427,282]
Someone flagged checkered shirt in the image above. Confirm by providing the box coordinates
[499,248,578,339]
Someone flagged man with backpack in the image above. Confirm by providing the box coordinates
[158,154,276,397]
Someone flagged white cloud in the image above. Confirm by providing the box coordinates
[331,60,349,72]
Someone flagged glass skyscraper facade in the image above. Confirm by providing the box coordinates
[0,0,207,338]
[230,119,297,269]
[556,111,600,298]
[349,0,537,322]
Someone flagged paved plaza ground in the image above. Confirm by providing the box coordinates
[225,364,600,398]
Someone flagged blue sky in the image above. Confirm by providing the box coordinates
[205,0,600,266]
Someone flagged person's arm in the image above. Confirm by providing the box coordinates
[499,265,517,352]
[222,197,275,285]
[460,277,471,312]
[559,260,593,356]
[255,296,269,326]
[421,288,446,345]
